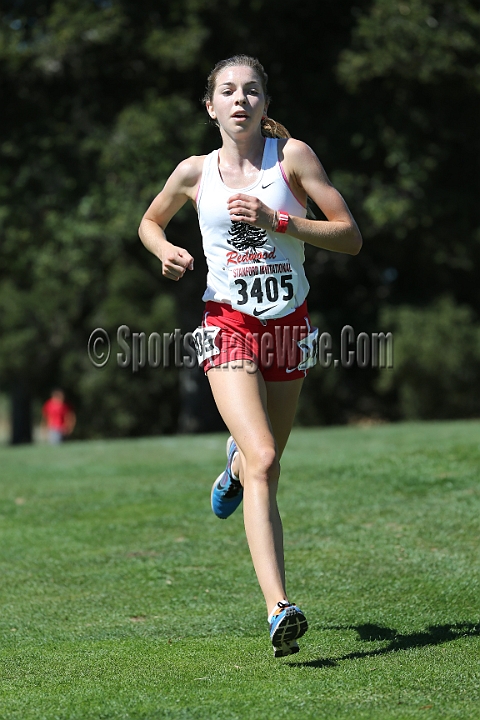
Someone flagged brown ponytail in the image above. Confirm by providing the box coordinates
[261,115,291,139]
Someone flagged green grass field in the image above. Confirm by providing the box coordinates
[0,421,479,719]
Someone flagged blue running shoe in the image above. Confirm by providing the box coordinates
[269,602,308,658]
[211,436,243,519]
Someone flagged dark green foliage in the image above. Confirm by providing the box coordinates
[1,0,478,436]
[377,296,480,419]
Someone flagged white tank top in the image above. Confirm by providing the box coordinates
[196,137,310,319]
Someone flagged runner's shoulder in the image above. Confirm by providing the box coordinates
[281,138,329,184]
[282,138,320,166]
[172,155,206,191]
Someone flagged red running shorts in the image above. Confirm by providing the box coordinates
[193,300,318,382]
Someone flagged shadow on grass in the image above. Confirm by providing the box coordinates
[289,621,480,668]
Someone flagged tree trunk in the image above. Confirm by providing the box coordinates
[10,382,33,445]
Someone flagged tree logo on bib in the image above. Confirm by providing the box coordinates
[227,221,268,253]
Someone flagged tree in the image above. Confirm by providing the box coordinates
[0,0,215,439]
[1,0,478,438]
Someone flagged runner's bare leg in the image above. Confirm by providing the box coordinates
[207,362,303,611]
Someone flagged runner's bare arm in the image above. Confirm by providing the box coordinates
[138,156,204,280]
[227,140,362,255]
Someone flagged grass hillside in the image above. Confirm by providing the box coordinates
[0,421,479,719]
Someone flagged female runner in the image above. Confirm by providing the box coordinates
[139,55,362,657]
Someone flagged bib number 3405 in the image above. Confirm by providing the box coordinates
[234,274,294,306]
[228,263,299,318]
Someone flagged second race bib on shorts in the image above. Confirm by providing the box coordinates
[191,325,221,364]
[297,326,319,371]
[228,261,299,319]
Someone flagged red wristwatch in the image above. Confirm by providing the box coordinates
[275,211,289,234]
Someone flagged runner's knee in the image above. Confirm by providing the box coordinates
[244,445,279,485]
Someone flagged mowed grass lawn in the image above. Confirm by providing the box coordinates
[0,421,479,720]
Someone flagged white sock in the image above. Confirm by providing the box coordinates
[268,600,289,624]
[231,451,239,480]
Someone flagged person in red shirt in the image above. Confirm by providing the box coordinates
[42,389,76,444]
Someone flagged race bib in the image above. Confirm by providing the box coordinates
[192,325,221,363]
[228,261,298,319]
[297,327,319,371]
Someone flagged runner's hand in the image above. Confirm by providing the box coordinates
[161,245,194,281]
[227,193,274,230]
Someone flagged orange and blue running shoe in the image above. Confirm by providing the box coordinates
[269,602,308,658]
